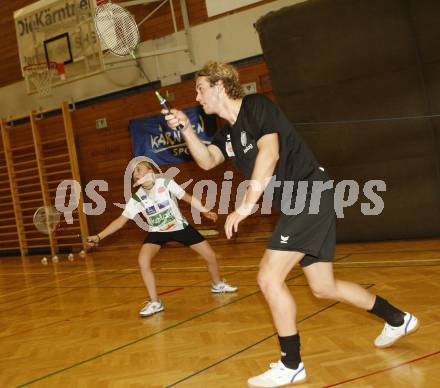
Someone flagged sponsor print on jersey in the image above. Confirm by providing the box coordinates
[159,221,177,231]
[145,206,156,215]
[157,200,170,209]
[149,208,175,227]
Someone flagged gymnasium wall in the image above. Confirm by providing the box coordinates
[71,60,277,248]
[256,0,440,241]
[0,60,275,253]
[0,0,278,88]
[0,0,304,119]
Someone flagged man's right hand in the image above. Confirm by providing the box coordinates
[162,109,190,131]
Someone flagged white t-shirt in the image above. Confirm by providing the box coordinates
[122,177,188,232]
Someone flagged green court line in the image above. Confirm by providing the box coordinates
[17,273,305,387]
[166,284,375,387]
[15,253,358,385]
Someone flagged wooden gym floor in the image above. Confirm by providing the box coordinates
[1,238,439,387]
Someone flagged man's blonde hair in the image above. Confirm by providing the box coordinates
[196,61,244,99]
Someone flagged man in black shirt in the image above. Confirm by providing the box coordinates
[164,61,419,387]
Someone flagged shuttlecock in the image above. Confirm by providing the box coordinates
[67,253,74,261]
[41,257,48,265]
[52,256,59,263]
[79,250,86,258]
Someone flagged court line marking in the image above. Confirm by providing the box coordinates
[2,269,238,338]
[335,264,440,269]
[336,247,440,255]
[4,251,440,279]
[323,350,440,387]
[159,259,440,273]
[0,254,353,278]
[2,260,440,278]
[6,251,436,385]
[0,288,184,340]
[0,266,152,300]
[0,273,131,313]
[15,272,305,387]
[4,257,438,310]
[0,270,111,299]
[165,284,374,387]
[28,283,374,289]
[335,258,440,265]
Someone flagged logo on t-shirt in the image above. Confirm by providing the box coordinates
[241,130,254,154]
[241,131,247,147]
[145,206,156,215]
[158,200,170,209]
[225,133,235,157]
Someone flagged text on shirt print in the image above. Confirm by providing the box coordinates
[149,208,175,226]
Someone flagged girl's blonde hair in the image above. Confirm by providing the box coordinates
[135,161,153,170]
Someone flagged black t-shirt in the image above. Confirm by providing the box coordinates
[211,94,320,205]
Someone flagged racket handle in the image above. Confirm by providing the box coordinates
[155,91,185,131]
[79,234,99,246]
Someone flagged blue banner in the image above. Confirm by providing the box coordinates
[129,107,217,166]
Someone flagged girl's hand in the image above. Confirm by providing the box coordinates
[203,211,218,222]
[87,235,100,247]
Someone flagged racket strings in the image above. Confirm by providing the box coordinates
[95,4,139,57]
[33,207,61,234]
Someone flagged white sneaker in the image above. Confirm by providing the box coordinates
[374,312,419,348]
[139,300,164,317]
[211,279,238,293]
[248,361,306,387]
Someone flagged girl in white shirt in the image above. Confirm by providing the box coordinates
[87,161,237,317]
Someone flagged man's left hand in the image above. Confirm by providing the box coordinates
[224,204,254,239]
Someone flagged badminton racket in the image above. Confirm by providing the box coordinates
[33,206,62,234]
[94,3,186,131]
[34,207,96,247]
[94,1,150,81]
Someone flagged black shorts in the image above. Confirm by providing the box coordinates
[143,225,205,247]
[268,168,336,267]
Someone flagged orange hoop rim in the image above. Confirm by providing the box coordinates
[23,61,64,75]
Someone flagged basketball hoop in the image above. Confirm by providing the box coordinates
[23,62,65,97]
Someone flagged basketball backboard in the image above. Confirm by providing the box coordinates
[14,0,104,95]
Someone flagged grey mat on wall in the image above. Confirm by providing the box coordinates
[255,0,440,242]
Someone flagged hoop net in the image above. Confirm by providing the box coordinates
[23,62,65,97]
